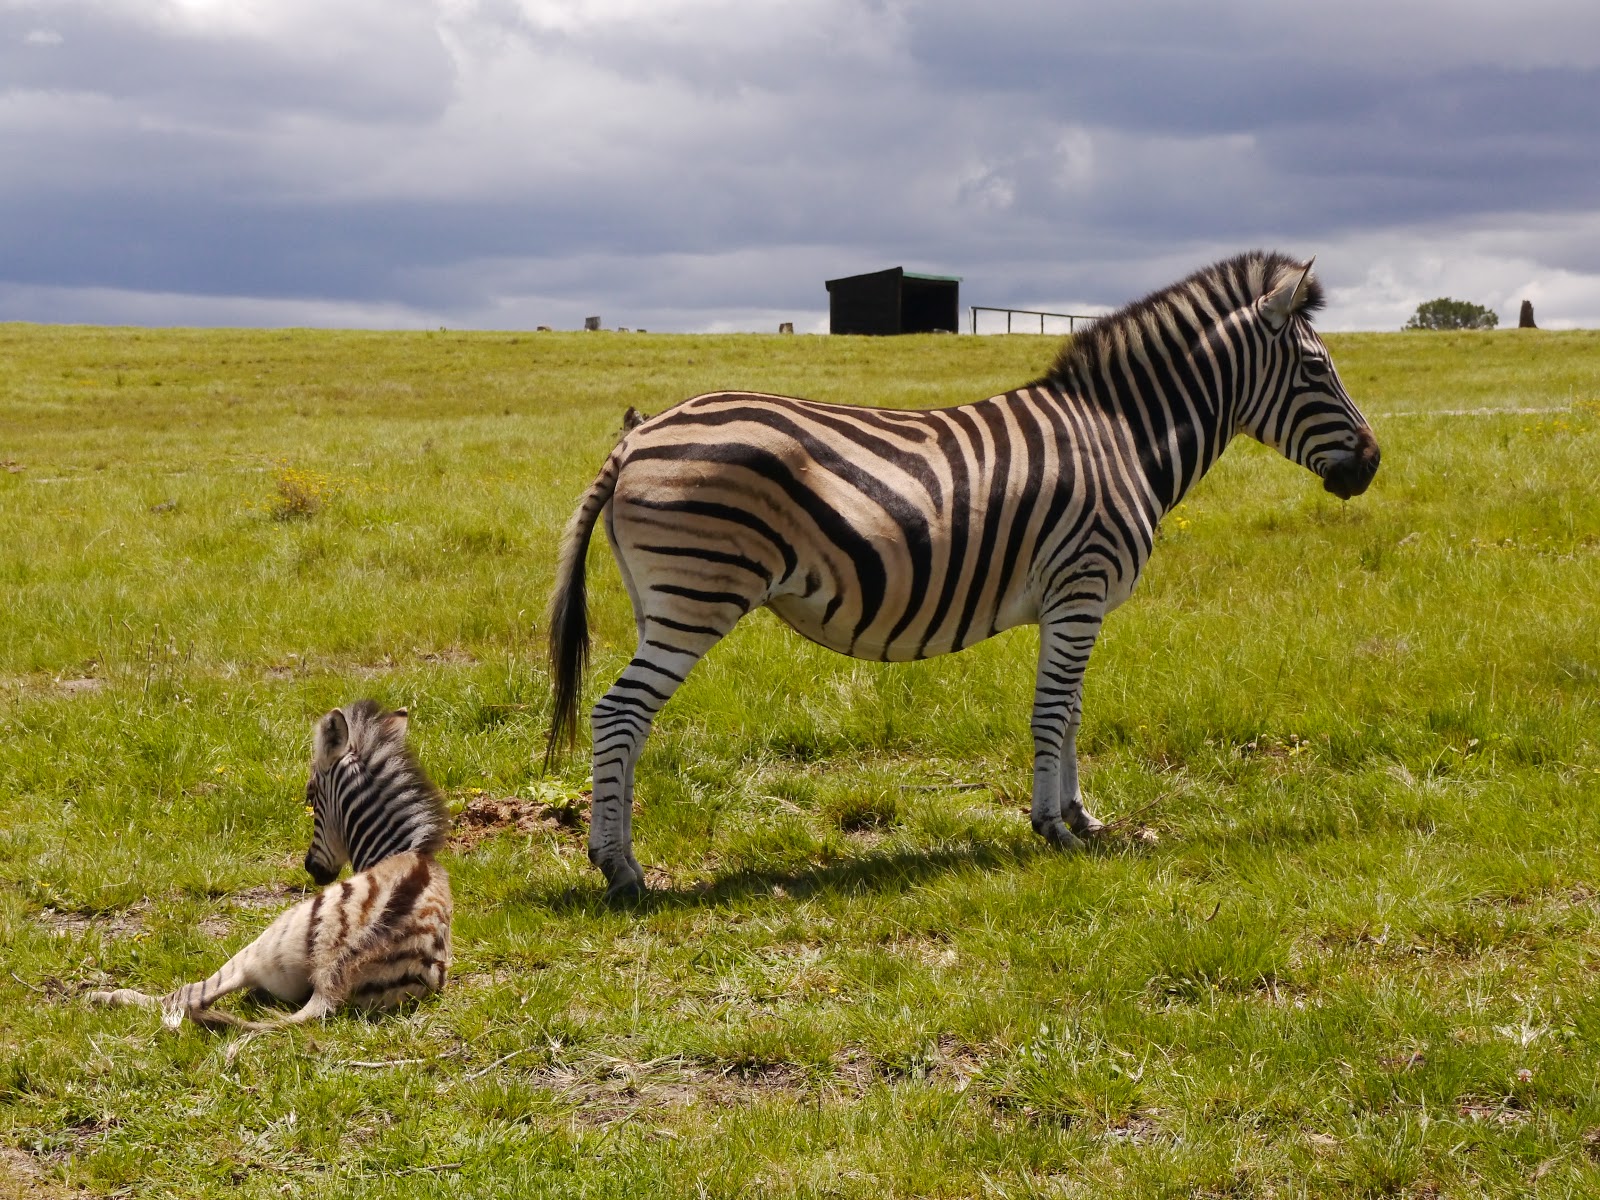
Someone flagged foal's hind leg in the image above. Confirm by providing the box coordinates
[90,903,316,1029]
[87,954,267,1029]
[86,988,161,1011]
[589,605,743,900]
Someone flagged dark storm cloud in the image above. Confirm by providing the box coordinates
[906,9,1380,135]
[0,1,454,122]
[902,4,1600,235]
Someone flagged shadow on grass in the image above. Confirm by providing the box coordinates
[518,831,1133,915]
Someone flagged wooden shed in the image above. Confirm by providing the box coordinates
[825,267,961,335]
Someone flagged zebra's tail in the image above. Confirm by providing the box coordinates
[544,451,623,771]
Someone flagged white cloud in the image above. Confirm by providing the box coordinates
[1313,214,1600,331]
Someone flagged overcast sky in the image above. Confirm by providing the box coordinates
[3,0,1598,332]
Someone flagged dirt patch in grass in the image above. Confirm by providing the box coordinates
[451,792,590,851]
[225,883,305,909]
[881,933,960,968]
[490,1054,834,1126]
[0,675,104,699]
[262,647,479,681]
[349,648,480,678]
[467,1042,990,1126]
[194,884,306,936]
[53,677,104,698]
[1457,1099,1531,1126]
[3,1128,107,1197]
[1104,1114,1167,1146]
[33,902,148,939]
[0,1146,82,1200]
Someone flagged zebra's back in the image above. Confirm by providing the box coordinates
[611,388,1121,662]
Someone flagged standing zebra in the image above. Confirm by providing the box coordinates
[90,702,453,1031]
[547,252,1380,899]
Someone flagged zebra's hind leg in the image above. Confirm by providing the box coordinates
[589,610,737,901]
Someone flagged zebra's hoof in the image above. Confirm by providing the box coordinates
[604,877,646,905]
[1031,817,1083,849]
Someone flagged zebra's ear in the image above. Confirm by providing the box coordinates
[1262,259,1315,332]
[383,708,409,739]
[313,708,350,768]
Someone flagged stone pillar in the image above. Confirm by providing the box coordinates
[1518,300,1537,329]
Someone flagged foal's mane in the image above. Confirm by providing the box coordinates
[342,699,450,855]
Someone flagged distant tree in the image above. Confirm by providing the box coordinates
[1404,298,1499,331]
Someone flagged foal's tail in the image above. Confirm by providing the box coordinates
[544,451,623,771]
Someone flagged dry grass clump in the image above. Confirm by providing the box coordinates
[268,463,337,520]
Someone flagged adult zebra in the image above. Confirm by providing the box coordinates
[547,251,1379,899]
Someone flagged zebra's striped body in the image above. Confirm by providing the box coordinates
[89,702,452,1031]
[547,252,1380,899]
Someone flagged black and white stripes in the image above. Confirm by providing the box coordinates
[305,700,449,884]
[89,702,454,1031]
[547,251,1380,899]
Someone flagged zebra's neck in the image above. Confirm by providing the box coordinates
[1049,322,1240,518]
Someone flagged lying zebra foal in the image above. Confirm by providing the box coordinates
[89,701,452,1032]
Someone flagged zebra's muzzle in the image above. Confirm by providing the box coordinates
[1322,428,1380,499]
[304,852,340,886]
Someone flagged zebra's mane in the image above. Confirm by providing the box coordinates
[1041,250,1325,386]
[341,699,450,857]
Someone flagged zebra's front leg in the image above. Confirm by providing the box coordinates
[1058,719,1104,839]
[1030,611,1103,849]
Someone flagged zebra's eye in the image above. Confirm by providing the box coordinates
[1302,358,1330,380]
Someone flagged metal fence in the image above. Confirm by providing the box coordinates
[970,305,1100,335]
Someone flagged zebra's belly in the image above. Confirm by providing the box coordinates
[766,590,1035,662]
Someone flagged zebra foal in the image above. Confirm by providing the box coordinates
[547,252,1381,899]
[89,701,452,1032]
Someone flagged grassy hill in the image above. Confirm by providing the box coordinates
[2,325,1598,1196]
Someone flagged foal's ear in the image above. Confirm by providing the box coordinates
[382,707,409,739]
[1261,258,1316,332]
[313,708,350,768]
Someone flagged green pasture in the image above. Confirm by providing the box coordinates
[2,324,1598,1197]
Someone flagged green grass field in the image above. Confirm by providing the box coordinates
[2,324,1598,1197]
